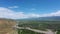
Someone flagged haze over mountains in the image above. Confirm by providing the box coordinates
[20,16,60,21]
[35,16,60,21]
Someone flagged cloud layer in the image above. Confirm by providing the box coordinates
[8,6,19,8]
[0,7,60,19]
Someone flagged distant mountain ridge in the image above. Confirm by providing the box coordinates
[32,16,60,21]
[17,16,60,21]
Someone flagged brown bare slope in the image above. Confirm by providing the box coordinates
[0,18,17,34]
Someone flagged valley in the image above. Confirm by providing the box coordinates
[0,18,60,34]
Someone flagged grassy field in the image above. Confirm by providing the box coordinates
[18,29,44,34]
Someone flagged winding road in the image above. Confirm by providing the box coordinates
[14,26,57,34]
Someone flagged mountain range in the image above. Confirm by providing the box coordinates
[18,16,60,21]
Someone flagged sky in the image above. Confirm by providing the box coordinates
[0,0,60,19]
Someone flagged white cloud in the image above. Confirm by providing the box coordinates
[0,7,60,19]
[27,13,40,18]
[0,7,41,19]
[41,11,60,17]
[0,7,26,19]
[8,6,19,8]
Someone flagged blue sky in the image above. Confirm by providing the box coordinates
[1,0,60,13]
[0,0,60,19]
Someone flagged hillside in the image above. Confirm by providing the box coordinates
[0,18,17,34]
